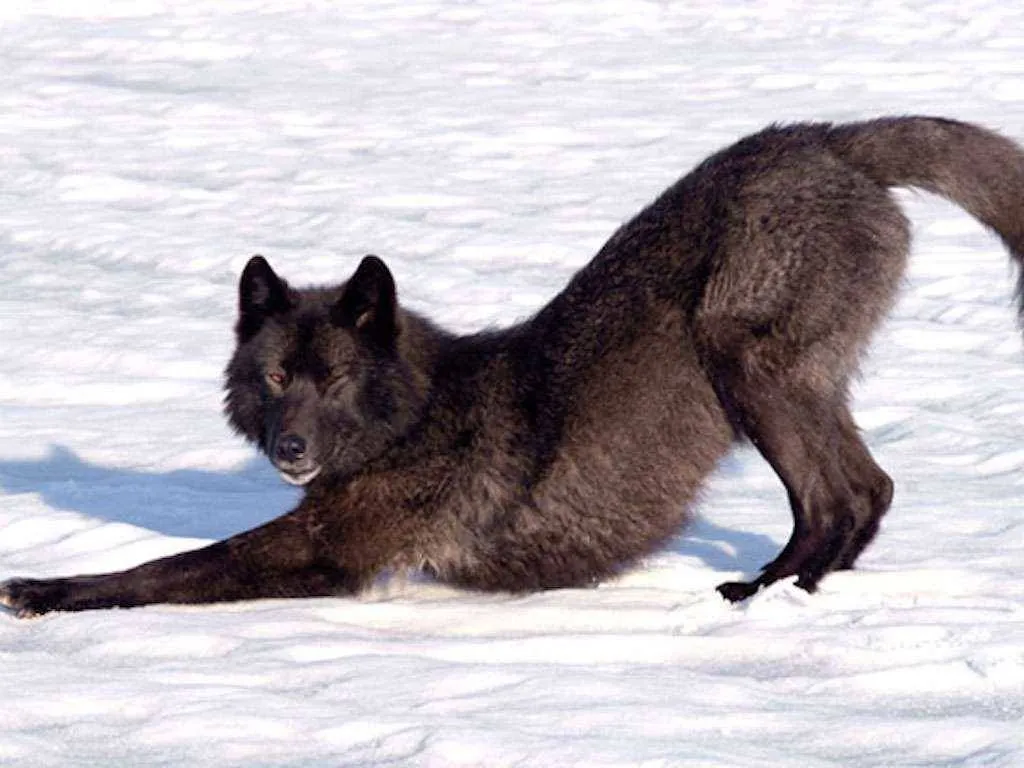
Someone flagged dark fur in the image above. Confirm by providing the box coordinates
[4,116,1024,616]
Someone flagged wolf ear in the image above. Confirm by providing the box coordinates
[332,255,398,346]
[237,255,291,341]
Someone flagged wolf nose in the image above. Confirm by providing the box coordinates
[275,434,307,463]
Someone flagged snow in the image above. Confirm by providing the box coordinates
[1,1,1024,765]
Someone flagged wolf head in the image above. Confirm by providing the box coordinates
[224,255,430,486]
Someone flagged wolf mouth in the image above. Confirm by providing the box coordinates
[278,465,323,486]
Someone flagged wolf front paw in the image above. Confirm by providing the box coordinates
[0,578,69,618]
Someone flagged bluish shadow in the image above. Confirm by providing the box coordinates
[0,445,300,541]
[668,517,780,574]
[667,451,784,573]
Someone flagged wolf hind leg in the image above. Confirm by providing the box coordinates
[702,335,884,602]
[831,410,893,570]
[754,410,892,575]
[713,384,867,601]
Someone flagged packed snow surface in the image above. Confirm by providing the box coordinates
[1,1,1023,766]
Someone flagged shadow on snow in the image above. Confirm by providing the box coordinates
[0,445,298,541]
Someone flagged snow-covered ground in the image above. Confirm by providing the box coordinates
[2,1,1024,765]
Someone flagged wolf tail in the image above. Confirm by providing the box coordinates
[826,116,1024,316]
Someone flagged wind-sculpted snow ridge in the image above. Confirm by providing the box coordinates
[0,1,1023,766]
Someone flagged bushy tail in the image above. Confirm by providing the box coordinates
[825,116,1024,318]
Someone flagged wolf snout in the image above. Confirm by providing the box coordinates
[272,433,322,485]
[275,433,307,463]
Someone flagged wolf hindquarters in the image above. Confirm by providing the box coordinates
[697,151,908,601]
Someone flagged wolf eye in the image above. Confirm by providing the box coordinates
[265,369,287,388]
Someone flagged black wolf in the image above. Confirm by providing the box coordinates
[3,116,1024,617]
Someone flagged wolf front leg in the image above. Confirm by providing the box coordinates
[0,506,366,617]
